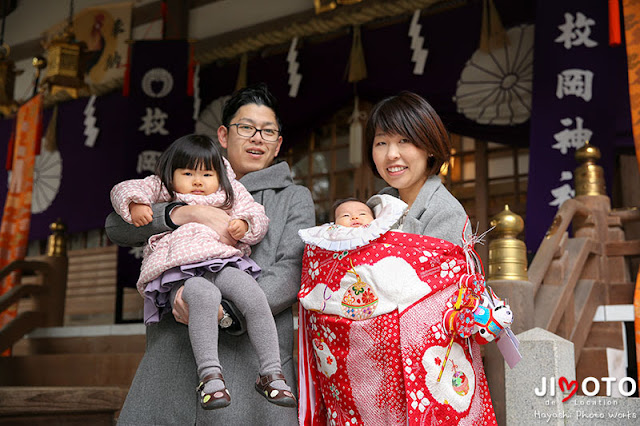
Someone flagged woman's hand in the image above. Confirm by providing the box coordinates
[172,286,224,325]
[130,203,153,227]
[170,205,237,246]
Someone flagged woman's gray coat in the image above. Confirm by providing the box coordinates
[108,162,315,425]
[379,174,471,244]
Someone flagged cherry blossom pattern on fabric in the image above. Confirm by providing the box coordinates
[298,231,497,425]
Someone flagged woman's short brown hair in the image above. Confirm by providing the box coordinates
[365,91,451,178]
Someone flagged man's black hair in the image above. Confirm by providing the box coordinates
[221,83,282,131]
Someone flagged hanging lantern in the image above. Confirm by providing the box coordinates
[0,44,21,116]
[41,23,89,98]
[0,0,21,117]
[40,1,89,98]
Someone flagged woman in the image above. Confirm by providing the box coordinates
[297,92,496,425]
[368,91,468,244]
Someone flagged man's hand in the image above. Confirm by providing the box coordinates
[172,286,189,324]
[170,205,237,246]
[228,219,248,241]
[172,285,224,325]
[130,203,153,227]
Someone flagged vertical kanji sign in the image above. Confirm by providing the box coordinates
[118,40,194,290]
[526,2,616,250]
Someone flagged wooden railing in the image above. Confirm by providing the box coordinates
[485,196,640,425]
[526,197,640,362]
[0,222,68,353]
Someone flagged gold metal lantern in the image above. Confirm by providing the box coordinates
[0,43,20,116]
[40,22,89,98]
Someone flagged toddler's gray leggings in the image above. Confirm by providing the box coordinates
[169,267,282,380]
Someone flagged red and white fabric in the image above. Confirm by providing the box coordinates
[297,229,497,425]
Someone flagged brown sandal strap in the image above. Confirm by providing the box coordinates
[202,372,225,384]
[257,372,285,387]
[197,372,225,392]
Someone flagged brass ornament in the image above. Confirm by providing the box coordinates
[47,219,67,257]
[314,0,363,14]
[488,205,528,281]
[545,214,562,238]
[574,141,605,197]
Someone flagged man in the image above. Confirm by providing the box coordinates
[109,84,315,425]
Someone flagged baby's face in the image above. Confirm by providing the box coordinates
[335,201,375,228]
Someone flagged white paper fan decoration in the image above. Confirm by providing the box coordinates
[453,24,534,125]
[32,149,63,214]
[195,95,231,137]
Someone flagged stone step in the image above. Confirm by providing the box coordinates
[0,353,143,387]
[12,324,146,356]
[0,386,127,425]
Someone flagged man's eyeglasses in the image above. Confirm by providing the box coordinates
[228,123,281,142]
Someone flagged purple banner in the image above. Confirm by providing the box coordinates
[0,41,195,245]
[525,1,626,250]
[197,0,536,151]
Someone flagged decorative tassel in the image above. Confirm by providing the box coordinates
[609,0,622,46]
[34,104,43,157]
[187,42,195,96]
[123,42,132,96]
[161,0,168,39]
[349,96,366,166]
[235,53,248,91]
[479,0,508,52]
[347,26,367,83]
[43,105,58,152]
[5,126,14,171]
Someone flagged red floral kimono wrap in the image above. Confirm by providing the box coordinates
[297,198,496,425]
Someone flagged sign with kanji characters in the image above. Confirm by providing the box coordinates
[118,39,195,289]
[526,1,618,251]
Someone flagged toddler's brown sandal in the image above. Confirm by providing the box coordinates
[255,372,297,407]
[196,372,231,410]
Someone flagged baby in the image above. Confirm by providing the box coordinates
[333,198,375,228]
[299,194,407,252]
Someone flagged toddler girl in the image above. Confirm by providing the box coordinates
[110,134,296,410]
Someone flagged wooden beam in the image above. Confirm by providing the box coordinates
[534,238,594,332]
[0,311,44,353]
[6,0,224,62]
[164,0,189,40]
[570,278,605,363]
[475,140,489,265]
[605,239,640,256]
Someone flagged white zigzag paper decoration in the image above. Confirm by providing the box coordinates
[287,37,302,97]
[83,95,99,147]
[408,10,428,75]
[193,63,201,121]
